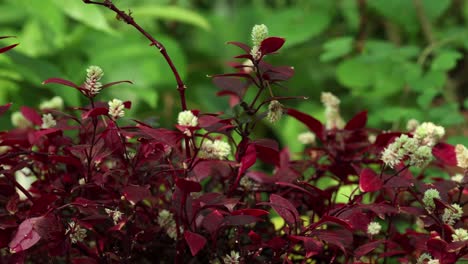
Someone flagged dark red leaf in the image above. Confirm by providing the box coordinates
[0,43,19,53]
[20,106,42,125]
[344,110,367,130]
[286,108,324,141]
[123,101,132,109]
[212,76,247,98]
[184,231,206,256]
[354,239,384,258]
[224,215,258,226]
[260,37,286,55]
[226,41,251,53]
[269,194,300,226]
[81,107,108,119]
[175,178,201,194]
[139,126,182,147]
[231,209,269,217]
[42,78,83,90]
[311,229,352,253]
[289,236,323,257]
[253,139,279,166]
[121,185,151,205]
[202,210,224,234]
[9,217,43,253]
[101,80,133,89]
[0,103,12,116]
[238,144,257,177]
[72,257,99,264]
[359,168,382,192]
[432,142,457,166]
[374,132,402,148]
[319,215,353,231]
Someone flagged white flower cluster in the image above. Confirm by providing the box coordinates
[223,251,240,264]
[442,203,463,225]
[84,66,104,96]
[66,221,87,244]
[321,92,344,129]
[367,221,382,236]
[413,122,445,147]
[177,110,198,127]
[11,112,32,129]
[422,188,440,210]
[250,24,268,60]
[455,144,468,169]
[381,134,432,168]
[406,118,420,132]
[298,131,316,145]
[199,139,231,159]
[452,228,468,242]
[41,113,56,129]
[451,173,464,183]
[267,100,283,123]
[108,99,125,120]
[157,209,180,240]
[105,208,123,225]
[39,96,64,111]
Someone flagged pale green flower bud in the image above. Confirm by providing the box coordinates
[199,139,231,159]
[442,203,463,225]
[267,100,283,123]
[177,110,198,127]
[84,66,104,96]
[298,131,316,145]
[422,188,440,210]
[455,144,468,169]
[251,24,268,47]
[66,221,87,244]
[367,221,382,236]
[321,92,344,129]
[409,145,432,168]
[223,251,240,264]
[451,173,464,183]
[452,228,468,242]
[11,111,32,129]
[417,253,433,264]
[41,113,56,129]
[108,99,125,120]
[406,118,420,132]
[105,208,123,225]
[39,96,64,111]
[414,122,445,147]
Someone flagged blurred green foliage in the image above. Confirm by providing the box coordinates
[0,0,467,151]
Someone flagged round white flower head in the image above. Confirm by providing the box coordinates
[267,100,283,123]
[367,221,382,236]
[108,99,125,120]
[406,118,420,131]
[409,145,432,168]
[84,65,104,96]
[422,188,440,210]
[41,113,56,129]
[251,24,268,47]
[223,250,240,264]
[442,203,463,226]
[381,135,410,168]
[455,144,468,169]
[199,139,231,159]
[177,110,198,127]
[452,228,468,242]
[414,122,445,147]
[451,173,464,183]
[39,96,64,111]
[105,208,123,225]
[417,253,433,264]
[298,131,316,145]
[66,221,87,244]
[11,111,32,129]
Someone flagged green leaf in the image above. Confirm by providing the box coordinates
[428,103,464,126]
[131,6,211,31]
[431,50,462,71]
[336,57,374,89]
[408,70,446,92]
[464,98,468,109]
[320,36,353,62]
[416,88,439,108]
[52,0,115,34]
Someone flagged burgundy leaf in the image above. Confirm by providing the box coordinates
[9,217,43,253]
[139,126,182,147]
[319,215,353,231]
[259,37,286,55]
[42,78,83,90]
[175,178,201,194]
[253,139,279,166]
[0,43,19,53]
[344,111,368,130]
[286,108,324,141]
[0,103,12,116]
[121,185,151,205]
[311,229,352,253]
[224,215,258,226]
[72,257,99,264]
[123,101,132,109]
[269,194,300,226]
[289,236,323,257]
[226,41,251,53]
[231,209,269,217]
[374,132,402,148]
[20,106,42,125]
[359,168,382,192]
[354,239,384,258]
[184,231,206,256]
[202,210,224,234]
[81,107,108,119]
[101,80,133,89]
[432,142,457,166]
[213,76,247,98]
[238,144,257,177]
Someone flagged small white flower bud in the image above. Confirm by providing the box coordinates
[11,111,32,129]
[223,251,240,264]
[442,203,463,225]
[422,188,440,210]
[455,144,468,169]
[417,253,433,264]
[251,24,268,47]
[406,119,419,132]
[66,221,87,244]
[298,131,316,145]
[452,228,468,242]
[199,139,231,159]
[105,208,123,225]
[367,221,382,236]
[414,122,445,147]
[177,110,198,127]
[84,66,104,96]
[39,96,64,111]
[451,173,464,183]
[41,113,56,129]
[321,92,344,129]
[108,99,125,120]
[267,100,283,123]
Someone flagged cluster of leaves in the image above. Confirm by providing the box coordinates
[0,2,467,264]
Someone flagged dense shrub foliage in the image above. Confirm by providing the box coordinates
[0,1,467,264]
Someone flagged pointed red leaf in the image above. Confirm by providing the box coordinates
[175,178,202,194]
[9,217,43,253]
[260,37,286,55]
[20,106,42,125]
[101,80,133,89]
[286,108,324,141]
[0,103,12,116]
[82,107,108,119]
[184,231,206,256]
[121,185,151,205]
[345,111,368,130]
[432,142,457,166]
[227,41,251,53]
[354,239,384,258]
[224,215,259,226]
[269,194,300,226]
[42,78,83,90]
[238,144,257,177]
[231,209,269,217]
[0,43,19,53]
[123,101,132,109]
[359,168,382,192]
